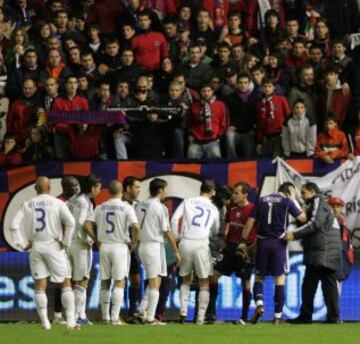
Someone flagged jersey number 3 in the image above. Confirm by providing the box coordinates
[35,208,46,232]
[191,206,211,228]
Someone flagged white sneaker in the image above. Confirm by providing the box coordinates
[112,320,126,326]
[148,320,166,325]
[42,321,52,330]
[53,317,67,325]
[67,324,81,331]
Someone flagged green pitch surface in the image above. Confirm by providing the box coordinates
[2,323,360,344]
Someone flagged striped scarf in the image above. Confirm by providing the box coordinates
[201,96,217,136]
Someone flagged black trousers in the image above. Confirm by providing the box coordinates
[300,264,339,322]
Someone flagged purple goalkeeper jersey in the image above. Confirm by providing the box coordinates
[252,193,302,239]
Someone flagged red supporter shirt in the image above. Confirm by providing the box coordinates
[131,31,168,71]
[225,202,257,246]
[51,95,89,134]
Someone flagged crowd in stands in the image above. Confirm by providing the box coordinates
[1,0,360,171]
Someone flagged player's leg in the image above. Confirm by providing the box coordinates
[111,279,126,324]
[53,286,65,324]
[273,274,286,324]
[100,280,111,323]
[145,277,162,323]
[155,263,176,322]
[60,278,79,330]
[193,242,212,325]
[34,278,51,329]
[178,240,195,322]
[110,244,129,325]
[99,243,111,323]
[251,275,265,324]
[241,278,252,323]
[128,250,142,322]
[206,271,221,323]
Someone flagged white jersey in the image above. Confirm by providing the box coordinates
[11,194,75,246]
[136,198,169,243]
[171,196,220,242]
[95,198,138,244]
[68,194,94,242]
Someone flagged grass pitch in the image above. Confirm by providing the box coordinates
[2,323,360,344]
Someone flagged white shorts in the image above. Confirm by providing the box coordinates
[178,239,212,279]
[100,242,130,281]
[139,242,167,279]
[30,241,71,283]
[68,239,93,281]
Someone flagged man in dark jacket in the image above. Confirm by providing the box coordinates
[286,182,342,324]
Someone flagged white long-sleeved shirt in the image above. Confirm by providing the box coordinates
[11,194,75,248]
[171,196,220,242]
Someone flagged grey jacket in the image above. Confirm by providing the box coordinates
[294,195,342,272]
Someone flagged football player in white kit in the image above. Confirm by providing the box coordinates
[171,179,220,324]
[10,177,78,330]
[67,175,102,324]
[136,178,180,324]
[86,180,140,324]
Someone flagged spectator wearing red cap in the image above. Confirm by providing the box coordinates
[327,197,354,296]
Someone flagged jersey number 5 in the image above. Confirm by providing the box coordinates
[105,212,115,234]
[191,206,211,228]
[35,208,46,232]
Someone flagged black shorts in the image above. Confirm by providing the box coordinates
[130,250,141,275]
[214,250,254,280]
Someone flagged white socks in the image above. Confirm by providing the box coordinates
[146,288,160,323]
[180,284,190,317]
[111,287,124,322]
[100,289,111,321]
[35,291,50,329]
[61,287,76,327]
[197,287,210,324]
[138,286,149,316]
[74,285,87,319]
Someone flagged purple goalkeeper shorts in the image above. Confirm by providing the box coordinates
[255,238,288,276]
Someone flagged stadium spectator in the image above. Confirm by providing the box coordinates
[6,78,40,147]
[255,78,291,158]
[315,114,349,164]
[187,84,227,159]
[0,133,22,171]
[282,98,316,158]
[21,125,53,162]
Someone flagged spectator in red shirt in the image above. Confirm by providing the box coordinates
[0,133,23,172]
[187,84,227,159]
[51,75,89,160]
[256,78,291,158]
[315,113,349,164]
[130,10,168,72]
[6,78,40,147]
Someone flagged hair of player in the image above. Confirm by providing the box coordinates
[81,174,102,195]
[61,176,75,189]
[123,176,140,192]
[200,179,216,194]
[149,178,167,197]
[234,182,250,194]
[214,185,233,208]
[278,182,295,195]
[109,180,123,196]
[302,182,320,195]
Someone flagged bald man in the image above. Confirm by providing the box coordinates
[85,180,140,324]
[10,177,78,330]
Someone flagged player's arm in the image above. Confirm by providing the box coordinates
[60,202,76,248]
[83,220,97,243]
[170,200,185,238]
[10,204,28,250]
[128,205,140,250]
[165,230,181,265]
[287,198,320,241]
[241,217,256,241]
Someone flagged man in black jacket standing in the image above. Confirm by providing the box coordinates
[286,182,342,324]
